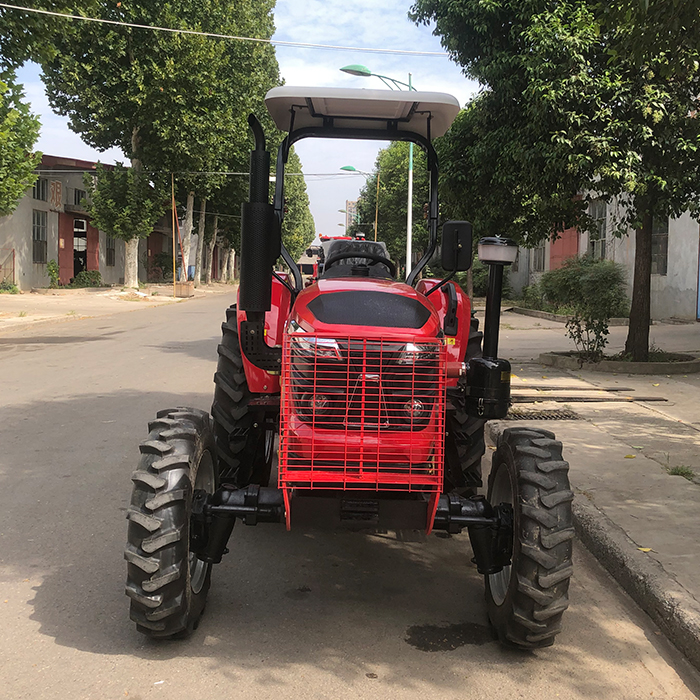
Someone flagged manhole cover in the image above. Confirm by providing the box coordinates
[505,408,580,420]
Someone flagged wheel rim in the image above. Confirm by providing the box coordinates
[190,449,215,595]
[488,461,514,606]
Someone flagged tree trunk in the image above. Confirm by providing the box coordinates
[228,248,236,281]
[194,198,207,286]
[180,192,195,281]
[124,237,140,288]
[466,268,474,300]
[127,126,143,289]
[624,208,653,362]
[205,215,217,284]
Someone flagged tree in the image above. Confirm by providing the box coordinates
[84,164,167,287]
[0,71,40,216]
[281,150,315,262]
[350,142,429,268]
[411,0,700,361]
[41,0,279,286]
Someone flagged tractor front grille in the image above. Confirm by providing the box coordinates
[279,334,446,492]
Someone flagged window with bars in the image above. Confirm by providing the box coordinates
[33,178,48,201]
[106,236,116,267]
[74,188,86,206]
[532,244,545,272]
[32,210,48,263]
[588,199,607,260]
[651,217,669,276]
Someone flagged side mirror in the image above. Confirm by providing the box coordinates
[441,221,473,271]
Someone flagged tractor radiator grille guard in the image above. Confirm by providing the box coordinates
[279,333,446,492]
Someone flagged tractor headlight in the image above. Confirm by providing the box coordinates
[291,334,342,361]
[397,342,438,365]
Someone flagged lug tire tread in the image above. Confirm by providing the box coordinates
[486,427,573,649]
[125,407,216,639]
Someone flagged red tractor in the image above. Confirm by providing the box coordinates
[125,87,573,648]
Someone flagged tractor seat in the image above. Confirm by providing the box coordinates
[319,240,394,279]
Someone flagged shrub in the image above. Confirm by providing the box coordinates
[540,256,628,361]
[47,259,59,288]
[0,278,19,294]
[71,270,103,287]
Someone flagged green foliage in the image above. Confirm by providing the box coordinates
[84,164,167,242]
[281,150,316,262]
[351,142,429,265]
[70,270,103,288]
[0,277,19,293]
[540,256,628,360]
[0,71,40,216]
[46,259,59,288]
[467,260,513,298]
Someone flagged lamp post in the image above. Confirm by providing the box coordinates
[340,165,380,241]
[341,64,417,274]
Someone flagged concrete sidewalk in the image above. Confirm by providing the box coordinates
[0,282,237,334]
[484,318,700,671]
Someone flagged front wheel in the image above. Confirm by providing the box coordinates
[125,407,218,638]
[485,427,573,648]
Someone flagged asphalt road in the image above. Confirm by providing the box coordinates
[0,294,698,700]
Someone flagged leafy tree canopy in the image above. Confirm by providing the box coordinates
[84,163,167,242]
[282,149,315,262]
[0,71,40,216]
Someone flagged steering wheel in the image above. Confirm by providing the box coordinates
[323,251,397,277]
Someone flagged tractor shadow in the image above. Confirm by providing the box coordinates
[0,391,697,696]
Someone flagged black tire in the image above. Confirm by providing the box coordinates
[485,427,573,649]
[445,315,486,494]
[125,407,218,638]
[211,304,276,486]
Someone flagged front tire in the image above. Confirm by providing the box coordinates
[485,427,573,648]
[125,408,218,638]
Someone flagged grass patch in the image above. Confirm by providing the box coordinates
[17,310,27,317]
[667,465,696,480]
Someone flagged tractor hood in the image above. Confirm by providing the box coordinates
[289,278,441,339]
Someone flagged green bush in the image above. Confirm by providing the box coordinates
[540,256,628,361]
[0,278,19,294]
[47,259,59,288]
[71,270,103,287]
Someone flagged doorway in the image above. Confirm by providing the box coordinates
[73,219,87,278]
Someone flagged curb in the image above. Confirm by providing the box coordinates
[486,421,700,672]
[573,494,700,672]
[510,306,629,326]
[539,351,700,374]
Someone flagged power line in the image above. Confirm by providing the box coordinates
[0,3,448,57]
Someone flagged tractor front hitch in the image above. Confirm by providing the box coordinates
[432,494,513,575]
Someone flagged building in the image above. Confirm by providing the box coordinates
[345,199,358,230]
[509,198,700,321]
[0,155,179,290]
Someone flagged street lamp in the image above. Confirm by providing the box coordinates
[340,64,417,274]
[340,165,380,242]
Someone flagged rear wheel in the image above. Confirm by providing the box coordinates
[445,315,485,494]
[125,407,217,638]
[211,304,276,486]
[485,427,573,648]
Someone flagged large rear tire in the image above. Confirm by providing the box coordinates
[445,315,485,494]
[211,304,276,486]
[485,427,573,648]
[125,408,218,638]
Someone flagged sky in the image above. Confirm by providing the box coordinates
[15,0,480,238]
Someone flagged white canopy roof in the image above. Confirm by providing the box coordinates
[265,86,461,140]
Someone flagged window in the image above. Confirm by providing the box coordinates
[74,188,86,206]
[106,236,116,267]
[651,217,669,276]
[511,249,519,273]
[33,178,48,201]
[588,199,607,260]
[32,210,48,263]
[532,244,545,272]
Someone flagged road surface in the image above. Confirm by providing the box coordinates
[0,295,698,699]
